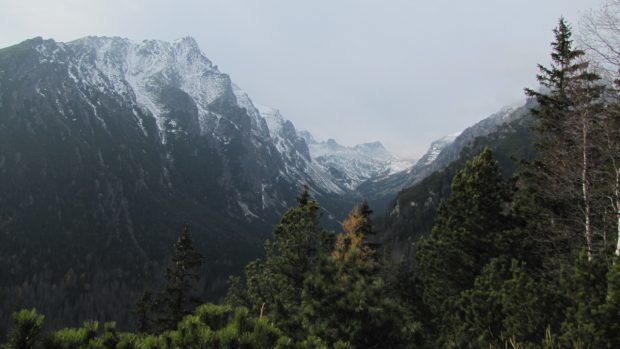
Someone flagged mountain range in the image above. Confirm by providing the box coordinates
[0,35,534,330]
[377,103,537,261]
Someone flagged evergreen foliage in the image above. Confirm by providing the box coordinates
[2,309,44,349]
[131,225,204,334]
[523,17,609,260]
[243,188,332,337]
[158,225,204,330]
[454,258,562,347]
[302,204,419,348]
[416,148,515,322]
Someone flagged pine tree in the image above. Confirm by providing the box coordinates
[132,289,155,333]
[244,187,332,337]
[416,148,515,334]
[451,257,564,347]
[525,18,580,140]
[1,309,44,349]
[602,258,620,346]
[223,275,246,308]
[523,17,607,260]
[301,204,417,348]
[154,225,204,332]
[43,320,99,349]
[558,253,609,347]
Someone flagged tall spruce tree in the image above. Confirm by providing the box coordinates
[523,17,607,260]
[244,186,332,337]
[137,225,204,333]
[416,148,515,332]
[132,289,155,333]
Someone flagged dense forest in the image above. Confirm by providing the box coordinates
[3,13,620,349]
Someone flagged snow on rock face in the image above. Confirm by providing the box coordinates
[61,36,233,142]
[254,104,416,194]
[304,135,415,190]
[256,105,346,194]
[30,36,418,197]
[31,36,352,195]
[256,105,285,139]
[232,84,270,140]
[417,133,460,166]
[256,105,301,156]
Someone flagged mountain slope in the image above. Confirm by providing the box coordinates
[0,36,352,331]
[377,110,537,261]
[299,134,414,191]
[357,100,533,212]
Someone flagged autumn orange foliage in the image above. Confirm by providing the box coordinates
[332,205,375,269]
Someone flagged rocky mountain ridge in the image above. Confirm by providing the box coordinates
[356,100,531,212]
[299,132,414,191]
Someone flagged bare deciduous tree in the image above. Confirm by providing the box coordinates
[579,1,620,256]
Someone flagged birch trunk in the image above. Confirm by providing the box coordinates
[615,169,620,256]
[582,112,593,260]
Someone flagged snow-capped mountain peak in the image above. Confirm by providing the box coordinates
[14,35,444,200]
[49,36,233,142]
[301,133,415,190]
[256,105,285,138]
[417,132,460,167]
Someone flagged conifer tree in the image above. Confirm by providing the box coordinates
[1,309,44,349]
[153,225,204,332]
[416,148,515,329]
[523,17,607,260]
[450,257,564,347]
[132,289,155,333]
[244,187,332,337]
[558,253,609,347]
[301,203,417,348]
[332,203,377,271]
[602,258,620,346]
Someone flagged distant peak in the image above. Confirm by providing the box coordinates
[298,130,317,144]
[71,35,128,45]
[255,104,281,117]
[26,36,57,46]
[356,141,385,150]
[441,132,461,142]
[326,138,340,147]
[25,36,45,44]
[27,37,67,57]
[256,104,286,138]
[174,36,199,48]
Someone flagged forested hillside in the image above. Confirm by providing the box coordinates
[378,107,536,262]
[0,35,361,333]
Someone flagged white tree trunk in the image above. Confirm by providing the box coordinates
[582,114,594,260]
[615,169,620,257]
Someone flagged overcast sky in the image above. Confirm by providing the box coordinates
[0,0,602,158]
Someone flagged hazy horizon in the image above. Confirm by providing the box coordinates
[0,0,602,158]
